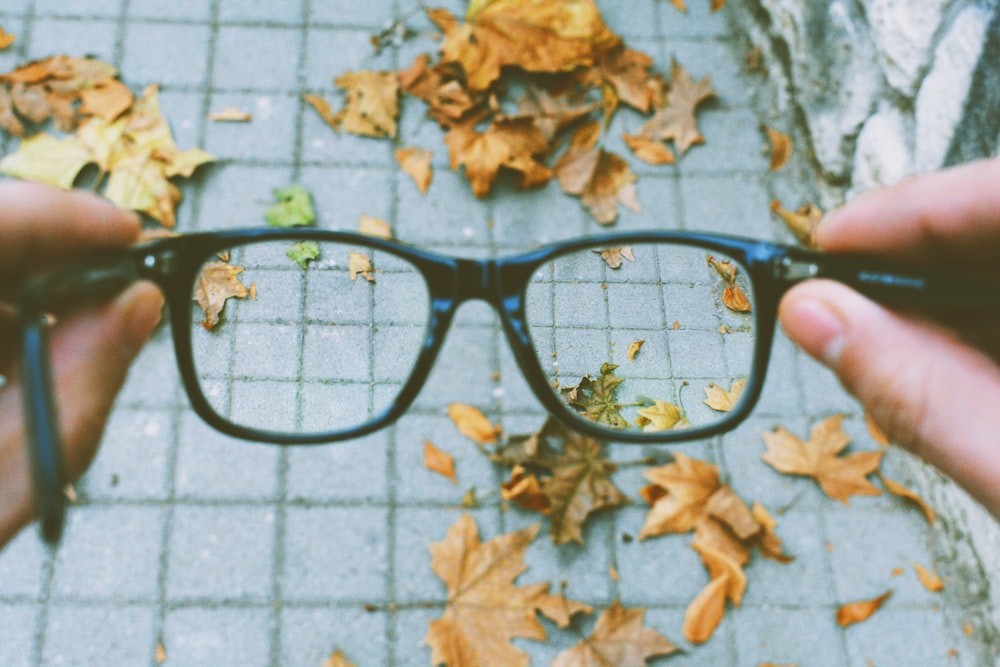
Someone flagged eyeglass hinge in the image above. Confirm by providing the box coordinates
[141,250,177,278]
[776,256,819,282]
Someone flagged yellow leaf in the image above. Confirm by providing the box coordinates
[209,106,253,122]
[880,474,936,523]
[640,453,719,538]
[359,214,392,239]
[627,339,644,361]
[395,146,433,194]
[330,70,400,138]
[723,283,751,312]
[321,650,356,667]
[635,400,688,433]
[702,378,745,412]
[684,575,728,644]
[770,200,823,249]
[193,261,249,330]
[0,26,16,50]
[913,563,944,592]
[764,126,792,171]
[348,251,375,282]
[105,150,181,227]
[0,132,93,189]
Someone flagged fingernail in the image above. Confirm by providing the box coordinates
[781,298,845,367]
[115,283,164,356]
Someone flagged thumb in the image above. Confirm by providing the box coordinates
[46,281,164,478]
[779,279,1000,517]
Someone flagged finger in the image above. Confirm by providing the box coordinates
[818,157,1000,263]
[779,279,1000,518]
[0,181,140,275]
[44,281,163,476]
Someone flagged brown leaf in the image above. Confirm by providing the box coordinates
[694,541,747,605]
[627,339,644,361]
[865,410,890,446]
[704,485,759,542]
[553,600,677,667]
[348,251,375,282]
[640,453,720,538]
[359,214,392,239]
[431,3,620,94]
[448,403,501,444]
[583,44,661,118]
[751,502,794,563]
[761,415,884,504]
[913,563,944,592]
[880,474,936,524]
[764,126,792,171]
[328,70,400,138]
[424,514,589,667]
[593,245,635,269]
[303,93,338,127]
[770,200,824,249]
[723,284,751,312]
[683,574,728,644]
[193,261,249,330]
[561,362,629,429]
[541,430,629,544]
[706,254,738,283]
[445,116,552,197]
[703,378,745,412]
[395,146,433,194]
[555,125,639,224]
[622,132,675,165]
[636,60,714,155]
[836,590,892,627]
[514,86,596,142]
[501,465,551,513]
[424,440,458,484]
[398,54,485,126]
[77,80,133,122]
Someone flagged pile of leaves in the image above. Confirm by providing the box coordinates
[307,0,716,224]
[0,55,213,226]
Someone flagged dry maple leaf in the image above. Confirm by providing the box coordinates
[593,245,635,269]
[448,403,501,444]
[636,60,714,155]
[194,261,250,330]
[639,453,720,538]
[635,400,689,432]
[541,429,629,545]
[836,590,892,627]
[764,126,792,171]
[395,146,433,194]
[445,115,553,197]
[552,600,677,667]
[359,214,392,239]
[424,440,458,484]
[703,378,745,412]
[880,474,936,524]
[320,70,400,138]
[561,362,629,428]
[761,415,884,504]
[555,123,639,224]
[514,86,597,142]
[424,513,590,667]
[770,200,823,249]
[501,465,551,513]
[622,132,675,165]
[321,650,356,667]
[398,54,486,126]
[348,251,375,282]
[683,574,728,644]
[430,2,620,93]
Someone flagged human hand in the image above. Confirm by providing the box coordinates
[0,181,163,547]
[779,157,1000,519]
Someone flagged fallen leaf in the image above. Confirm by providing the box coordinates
[640,453,720,538]
[514,86,596,142]
[264,185,315,228]
[561,362,629,429]
[359,214,392,239]
[635,400,689,432]
[706,254,739,283]
[431,2,620,93]
[286,241,320,268]
[723,284,751,312]
[349,251,375,282]
[836,590,892,627]
[635,60,714,155]
[553,600,677,666]
[627,339,645,361]
[155,641,166,664]
[77,80,133,122]
[0,26,15,50]
[0,131,94,188]
[424,440,458,484]
[913,563,944,592]
[424,514,590,667]
[703,378,745,412]
[328,69,400,138]
[194,261,250,330]
[555,124,639,224]
[398,53,485,126]
[501,465,551,513]
[764,126,792,171]
[761,415,884,504]
[880,474,936,524]
[622,132,675,165]
[448,403,501,444]
[593,245,635,269]
[770,200,823,249]
[865,411,890,446]
[581,44,662,119]
[209,106,253,122]
[395,146,433,194]
[321,650,356,667]
[445,115,552,197]
[683,574,728,644]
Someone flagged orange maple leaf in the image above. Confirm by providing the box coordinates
[424,513,591,667]
[430,2,620,93]
[193,260,249,330]
[761,415,884,504]
[445,116,552,197]
[552,600,677,667]
[639,452,720,538]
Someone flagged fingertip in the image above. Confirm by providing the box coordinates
[778,283,846,367]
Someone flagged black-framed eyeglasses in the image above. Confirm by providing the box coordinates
[18,227,1000,544]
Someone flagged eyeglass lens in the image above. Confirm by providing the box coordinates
[188,240,755,438]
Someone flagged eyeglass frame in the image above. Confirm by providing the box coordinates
[18,227,1000,543]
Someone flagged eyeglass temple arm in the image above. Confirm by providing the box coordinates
[773,249,1000,309]
[20,256,145,546]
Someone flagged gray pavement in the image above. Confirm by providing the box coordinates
[1,0,997,665]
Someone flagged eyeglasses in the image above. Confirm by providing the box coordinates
[19,227,998,543]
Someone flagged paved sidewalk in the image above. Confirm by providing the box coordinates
[0,0,997,665]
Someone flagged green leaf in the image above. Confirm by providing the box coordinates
[286,240,320,268]
[0,132,94,189]
[265,185,315,227]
